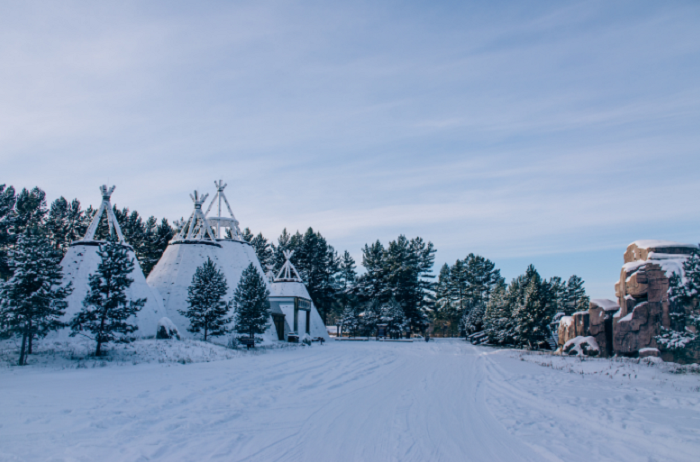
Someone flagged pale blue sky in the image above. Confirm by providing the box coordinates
[2,1,699,299]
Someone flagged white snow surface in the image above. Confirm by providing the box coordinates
[270,280,330,341]
[147,240,278,344]
[2,339,699,461]
[630,240,698,250]
[57,243,166,339]
[590,298,620,311]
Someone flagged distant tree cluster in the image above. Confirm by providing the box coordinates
[432,254,590,348]
[481,265,590,349]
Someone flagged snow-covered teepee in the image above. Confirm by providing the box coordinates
[269,250,329,341]
[147,182,282,343]
[58,185,166,338]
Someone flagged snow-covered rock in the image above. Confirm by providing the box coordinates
[563,336,600,357]
[156,317,180,340]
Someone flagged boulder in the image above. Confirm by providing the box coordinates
[563,336,600,357]
[156,317,181,340]
[613,302,661,354]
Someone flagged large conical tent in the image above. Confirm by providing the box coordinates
[147,182,281,343]
[58,185,166,338]
[269,250,329,341]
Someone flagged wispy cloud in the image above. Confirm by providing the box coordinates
[1,0,699,299]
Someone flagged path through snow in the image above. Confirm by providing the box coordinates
[1,340,699,461]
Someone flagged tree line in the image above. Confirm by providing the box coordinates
[2,181,596,363]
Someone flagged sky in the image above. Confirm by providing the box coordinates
[1,0,699,300]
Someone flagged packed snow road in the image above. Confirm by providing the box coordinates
[1,340,699,461]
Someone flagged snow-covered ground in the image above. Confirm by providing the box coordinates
[1,339,699,461]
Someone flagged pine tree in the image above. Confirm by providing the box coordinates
[339,304,361,337]
[144,218,174,276]
[13,187,47,236]
[46,197,85,255]
[657,249,700,357]
[564,275,589,315]
[233,263,271,344]
[179,257,231,341]
[548,276,566,315]
[241,227,255,243]
[0,228,72,365]
[511,266,554,349]
[460,301,486,335]
[70,240,146,356]
[483,281,513,344]
[379,299,409,338]
[0,184,17,281]
[361,300,381,336]
[433,254,502,337]
[334,251,357,324]
[250,233,273,269]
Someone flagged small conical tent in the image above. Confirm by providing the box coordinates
[147,185,283,343]
[269,250,329,341]
[58,185,166,339]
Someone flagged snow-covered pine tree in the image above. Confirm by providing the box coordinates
[657,249,700,359]
[13,187,47,236]
[380,298,409,338]
[354,240,386,303]
[0,184,17,281]
[143,218,174,277]
[339,304,361,337]
[483,281,513,344]
[179,257,231,341]
[548,276,566,316]
[512,266,554,349]
[462,253,503,305]
[241,227,255,243]
[0,228,72,365]
[70,240,146,356]
[334,250,357,324]
[233,263,271,345]
[250,233,273,269]
[433,263,454,333]
[361,299,381,336]
[564,275,589,315]
[46,197,85,255]
[460,301,486,335]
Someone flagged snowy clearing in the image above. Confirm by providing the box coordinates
[1,339,699,462]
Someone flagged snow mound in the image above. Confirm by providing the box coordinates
[563,336,600,357]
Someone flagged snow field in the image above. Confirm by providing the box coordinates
[1,340,699,461]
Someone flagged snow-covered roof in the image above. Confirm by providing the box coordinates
[269,280,311,299]
[629,240,698,250]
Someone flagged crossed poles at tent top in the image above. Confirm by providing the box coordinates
[77,182,245,245]
[172,180,244,243]
[275,250,303,282]
[80,185,125,243]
